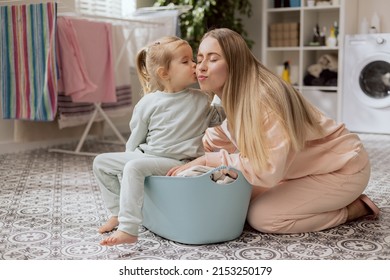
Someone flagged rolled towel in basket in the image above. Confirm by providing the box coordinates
[177,165,236,184]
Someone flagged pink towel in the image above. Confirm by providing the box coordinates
[57,17,116,103]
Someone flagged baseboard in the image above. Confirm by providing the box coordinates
[0,138,80,154]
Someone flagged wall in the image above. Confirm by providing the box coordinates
[0,72,141,153]
[245,0,390,59]
[0,0,162,153]
[1,0,389,152]
[357,0,389,33]
[0,107,14,143]
[242,0,263,59]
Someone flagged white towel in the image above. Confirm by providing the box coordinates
[177,165,237,184]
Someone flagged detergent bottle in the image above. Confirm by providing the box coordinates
[327,26,337,47]
[282,61,291,83]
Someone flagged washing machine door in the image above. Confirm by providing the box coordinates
[353,54,390,108]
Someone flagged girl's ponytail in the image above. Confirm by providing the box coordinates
[135,36,188,95]
[135,47,151,94]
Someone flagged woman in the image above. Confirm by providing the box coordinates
[168,28,379,234]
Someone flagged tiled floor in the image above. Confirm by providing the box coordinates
[0,133,389,260]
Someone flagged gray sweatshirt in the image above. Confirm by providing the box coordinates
[126,88,225,160]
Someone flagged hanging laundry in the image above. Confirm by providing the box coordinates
[56,23,132,129]
[56,16,116,103]
[0,2,58,121]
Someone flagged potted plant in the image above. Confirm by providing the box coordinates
[154,0,253,51]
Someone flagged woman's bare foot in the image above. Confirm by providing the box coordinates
[100,230,138,246]
[347,198,369,221]
[98,216,119,233]
[347,194,379,221]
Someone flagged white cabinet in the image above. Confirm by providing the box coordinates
[261,0,358,121]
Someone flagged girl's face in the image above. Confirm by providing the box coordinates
[196,37,229,98]
[166,44,196,92]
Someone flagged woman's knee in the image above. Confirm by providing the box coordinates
[247,200,281,233]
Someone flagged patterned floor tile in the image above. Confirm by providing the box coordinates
[0,133,389,259]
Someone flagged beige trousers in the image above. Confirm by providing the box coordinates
[247,162,371,233]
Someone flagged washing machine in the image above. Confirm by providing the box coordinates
[342,33,390,134]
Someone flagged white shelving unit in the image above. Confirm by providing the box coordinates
[261,0,358,121]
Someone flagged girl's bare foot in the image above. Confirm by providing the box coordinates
[98,216,119,233]
[100,230,138,246]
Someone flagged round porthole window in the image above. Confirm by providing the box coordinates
[353,55,390,108]
[359,60,390,99]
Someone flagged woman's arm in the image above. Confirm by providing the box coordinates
[207,104,226,127]
[167,120,237,176]
[205,117,291,187]
[203,120,237,152]
[167,120,238,176]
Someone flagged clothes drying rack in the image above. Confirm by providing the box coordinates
[47,9,164,156]
[2,0,186,156]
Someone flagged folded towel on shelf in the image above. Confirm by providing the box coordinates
[304,53,338,86]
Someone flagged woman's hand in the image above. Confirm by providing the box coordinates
[166,155,207,176]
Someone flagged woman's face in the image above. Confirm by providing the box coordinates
[196,37,229,98]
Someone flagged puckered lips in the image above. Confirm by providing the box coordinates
[197,74,207,82]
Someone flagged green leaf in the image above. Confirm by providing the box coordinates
[154,0,253,50]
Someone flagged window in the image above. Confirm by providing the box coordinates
[77,0,123,17]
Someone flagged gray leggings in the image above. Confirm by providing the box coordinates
[93,150,182,236]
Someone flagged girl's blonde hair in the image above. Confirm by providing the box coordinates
[202,28,324,173]
[136,36,190,94]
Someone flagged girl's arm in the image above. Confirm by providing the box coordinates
[125,103,148,152]
[166,155,207,176]
[168,120,237,176]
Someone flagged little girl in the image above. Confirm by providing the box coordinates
[93,36,225,246]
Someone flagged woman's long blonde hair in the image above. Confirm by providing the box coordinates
[202,28,324,173]
[136,36,189,94]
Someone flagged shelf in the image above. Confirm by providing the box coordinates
[261,0,352,121]
[268,5,340,12]
[302,6,340,11]
[303,46,339,50]
[267,7,301,12]
[302,86,338,91]
[266,47,301,51]
[267,46,340,51]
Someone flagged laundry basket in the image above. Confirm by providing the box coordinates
[142,166,252,245]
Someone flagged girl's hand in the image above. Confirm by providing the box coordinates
[166,155,207,176]
[166,165,183,176]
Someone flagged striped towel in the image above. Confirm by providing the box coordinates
[57,85,132,129]
[0,2,57,121]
